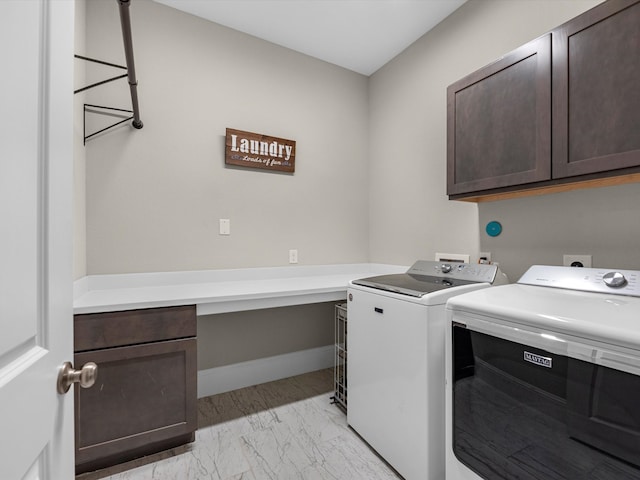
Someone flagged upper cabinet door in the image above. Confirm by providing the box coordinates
[447,35,551,196]
[552,0,640,179]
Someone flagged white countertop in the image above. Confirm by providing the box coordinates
[73,263,407,315]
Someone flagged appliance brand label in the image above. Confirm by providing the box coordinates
[524,351,552,368]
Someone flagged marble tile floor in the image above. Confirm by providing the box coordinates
[77,368,402,480]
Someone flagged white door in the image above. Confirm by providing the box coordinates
[0,1,76,479]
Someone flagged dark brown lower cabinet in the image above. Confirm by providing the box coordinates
[74,305,197,475]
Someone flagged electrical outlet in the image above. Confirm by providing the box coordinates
[479,252,492,264]
[289,249,298,264]
[563,254,592,268]
[219,219,230,235]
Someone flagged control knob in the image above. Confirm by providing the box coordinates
[603,271,627,288]
[441,263,452,273]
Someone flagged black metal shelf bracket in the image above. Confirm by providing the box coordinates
[83,104,134,145]
[74,55,128,94]
[74,0,143,144]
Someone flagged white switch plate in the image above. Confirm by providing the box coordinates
[289,249,298,264]
[563,254,592,268]
[219,219,230,235]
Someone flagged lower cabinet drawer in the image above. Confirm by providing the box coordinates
[75,305,197,351]
[74,337,197,474]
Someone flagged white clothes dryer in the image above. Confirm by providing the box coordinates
[348,260,507,480]
[446,265,640,480]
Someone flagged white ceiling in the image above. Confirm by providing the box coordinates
[152,0,467,76]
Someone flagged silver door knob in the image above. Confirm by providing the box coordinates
[57,361,98,394]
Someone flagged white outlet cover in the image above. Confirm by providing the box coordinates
[219,219,230,235]
[435,252,470,263]
[563,254,592,268]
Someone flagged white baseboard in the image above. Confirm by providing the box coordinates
[197,345,334,398]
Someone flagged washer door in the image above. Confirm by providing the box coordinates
[347,288,444,480]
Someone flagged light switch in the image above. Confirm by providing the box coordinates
[219,219,230,235]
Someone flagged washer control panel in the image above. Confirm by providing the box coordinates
[519,265,640,297]
[407,260,498,283]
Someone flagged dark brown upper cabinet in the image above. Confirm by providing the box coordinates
[447,35,551,196]
[448,0,640,201]
[552,0,640,178]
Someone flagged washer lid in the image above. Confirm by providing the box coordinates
[351,273,474,297]
[351,260,498,297]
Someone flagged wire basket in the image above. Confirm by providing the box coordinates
[333,302,348,411]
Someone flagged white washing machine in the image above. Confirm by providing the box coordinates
[348,260,507,480]
[445,265,640,480]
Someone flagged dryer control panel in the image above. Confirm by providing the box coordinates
[518,265,640,297]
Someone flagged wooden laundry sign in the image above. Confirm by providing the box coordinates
[225,128,296,173]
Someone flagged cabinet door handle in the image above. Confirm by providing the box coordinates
[57,361,98,394]
[374,307,383,314]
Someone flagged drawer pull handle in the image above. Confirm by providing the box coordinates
[57,361,98,394]
[374,307,384,314]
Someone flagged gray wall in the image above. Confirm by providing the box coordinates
[367,0,604,272]
[80,0,369,370]
[82,0,369,276]
[197,303,335,370]
[479,183,640,281]
[442,0,640,281]
[79,0,640,370]
[81,0,629,282]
